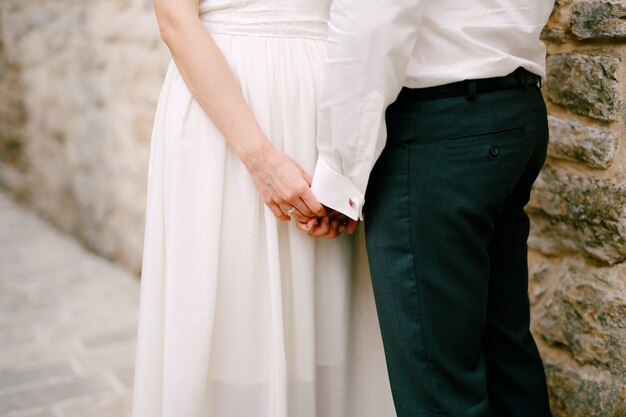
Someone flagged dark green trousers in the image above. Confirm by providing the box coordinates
[364,84,551,417]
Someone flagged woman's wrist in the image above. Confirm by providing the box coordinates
[236,131,274,172]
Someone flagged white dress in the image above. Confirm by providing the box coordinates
[132,1,395,416]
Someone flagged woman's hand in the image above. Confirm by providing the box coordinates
[153,0,324,223]
[245,144,327,222]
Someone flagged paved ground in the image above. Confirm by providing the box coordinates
[0,190,139,417]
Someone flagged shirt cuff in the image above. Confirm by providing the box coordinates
[311,155,365,221]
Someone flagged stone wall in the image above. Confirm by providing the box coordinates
[530,0,626,416]
[1,0,625,415]
[0,0,169,273]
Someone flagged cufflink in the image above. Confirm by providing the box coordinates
[348,198,354,207]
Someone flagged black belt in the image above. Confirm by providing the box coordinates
[396,67,541,103]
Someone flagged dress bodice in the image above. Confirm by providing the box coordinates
[198,0,331,40]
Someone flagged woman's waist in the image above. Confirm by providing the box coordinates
[200,15,328,40]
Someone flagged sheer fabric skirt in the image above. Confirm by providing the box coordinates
[132,33,395,417]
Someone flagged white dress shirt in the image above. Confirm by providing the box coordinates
[311,0,555,220]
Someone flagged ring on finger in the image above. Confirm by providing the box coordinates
[284,206,296,215]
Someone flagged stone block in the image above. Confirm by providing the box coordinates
[531,259,626,414]
[528,166,626,264]
[547,115,617,169]
[0,361,76,390]
[59,393,133,417]
[81,329,137,351]
[572,1,626,40]
[546,51,620,121]
[0,323,41,355]
[541,26,566,44]
[529,259,552,306]
[533,264,626,376]
[544,360,626,417]
[0,377,112,415]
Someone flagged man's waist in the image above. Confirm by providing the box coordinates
[396,68,541,103]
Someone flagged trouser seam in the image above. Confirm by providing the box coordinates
[405,142,446,415]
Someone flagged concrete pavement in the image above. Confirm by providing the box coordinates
[0,190,139,417]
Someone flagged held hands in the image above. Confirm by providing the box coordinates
[246,145,327,222]
[244,145,358,238]
[295,209,359,239]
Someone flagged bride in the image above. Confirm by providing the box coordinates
[131,0,395,416]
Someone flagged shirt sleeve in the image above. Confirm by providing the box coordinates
[311,0,427,220]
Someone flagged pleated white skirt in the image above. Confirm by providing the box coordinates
[132,33,395,417]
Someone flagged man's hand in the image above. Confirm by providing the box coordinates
[246,146,327,222]
[296,208,359,238]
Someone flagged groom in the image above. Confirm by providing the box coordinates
[307,0,556,416]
